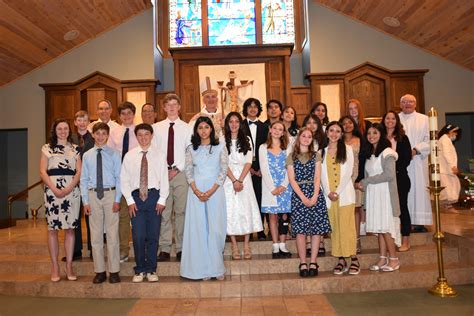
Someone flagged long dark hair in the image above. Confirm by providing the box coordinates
[49,118,73,148]
[322,121,347,164]
[191,116,219,151]
[302,114,326,149]
[310,102,329,125]
[366,123,391,158]
[438,124,462,143]
[381,111,406,142]
[281,105,299,136]
[339,115,362,138]
[242,98,262,117]
[224,112,251,155]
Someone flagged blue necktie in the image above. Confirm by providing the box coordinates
[122,128,129,161]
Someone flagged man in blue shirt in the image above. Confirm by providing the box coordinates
[80,122,122,284]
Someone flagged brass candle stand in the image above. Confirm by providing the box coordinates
[427,107,457,297]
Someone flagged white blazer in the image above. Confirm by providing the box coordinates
[259,143,289,207]
[321,144,355,208]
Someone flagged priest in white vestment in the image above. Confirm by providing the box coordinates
[398,94,433,229]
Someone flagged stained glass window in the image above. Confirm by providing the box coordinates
[169,0,203,47]
[261,0,295,44]
[208,0,256,46]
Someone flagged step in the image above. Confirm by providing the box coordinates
[0,232,434,257]
[0,245,459,277]
[0,263,471,299]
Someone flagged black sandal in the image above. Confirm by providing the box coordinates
[318,241,326,256]
[309,262,319,277]
[299,263,309,277]
[333,258,347,275]
[349,257,360,275]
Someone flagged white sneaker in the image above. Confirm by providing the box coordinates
[146,272,159,282]
[132,272,145,283]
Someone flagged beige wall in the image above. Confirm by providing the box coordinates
[0,9,154,212]
[309,3,474,124]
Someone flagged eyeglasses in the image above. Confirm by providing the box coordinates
[401,100,415,104]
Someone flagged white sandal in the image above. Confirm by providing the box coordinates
[369,256,388,271]
[381,257,400,272]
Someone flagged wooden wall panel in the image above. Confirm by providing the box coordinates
[48,90,79,129]
[290,86,311,125]
[390,77,425,112]
[347,75,386,117]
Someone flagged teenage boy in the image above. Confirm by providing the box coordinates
[153,93,191,262]
[264,99,284,126]
[121,124,169,283]
[108,101,139,262]
[80,122,122,284]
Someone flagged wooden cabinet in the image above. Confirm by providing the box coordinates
[170,44,293,122]
[40,72,159,138]
[307,62,428,119]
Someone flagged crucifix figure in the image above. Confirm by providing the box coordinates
[217,71,254,115]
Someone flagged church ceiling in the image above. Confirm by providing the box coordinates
[0,0,152,86]
[315,0,474,71]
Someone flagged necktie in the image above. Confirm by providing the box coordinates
[167,122,175,167]
[248,120,257,126]
[96,148,104,200]
[139,151,148,201]
[79,134,85,149]
[122,127,129,161]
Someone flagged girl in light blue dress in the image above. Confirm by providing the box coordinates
[180,116,229,280]
[259,121,292,259]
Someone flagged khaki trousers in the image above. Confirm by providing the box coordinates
[159,171,188,253]
[88,190,120,273]
[119,196,131,257]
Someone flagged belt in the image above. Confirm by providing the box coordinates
[132,188,157,194]
[89,187,115,192]
[296,180,313,185]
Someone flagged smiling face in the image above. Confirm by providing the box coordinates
[282,107,295,123]
[348,102,359,120]
[74,115,89,133]
[270,122,285,139]
[326,123,342,144]
[203,93,218,112]
[55,122,70,142]
[299,129,313,147]
[342,117,355,134]
[93,128,109,147]
[164,99,181,119]
[384,112,397,130]
[97,101,112,122]
[119,108,135,127]
[136,129,153,149]
[314,105,326,121]
[367,127,381,146]
[305,117,318,133]
[228,115,240,134]
[400,95,416,114]
[246,102,259,119]
[141,104,156,125]
[197,121,212,141]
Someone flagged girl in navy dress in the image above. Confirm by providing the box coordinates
[287,128,331,277]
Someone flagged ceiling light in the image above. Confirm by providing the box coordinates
[63,30,80,41]
[382,17,400,27]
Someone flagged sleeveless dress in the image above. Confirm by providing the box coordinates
[365,149,402,247]
[42,143,81,230]
[261,150,292,214]
[289,153,331,237]
[224,139,263,235]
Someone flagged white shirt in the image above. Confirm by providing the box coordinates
[107,124,139,156]
[152,118,192,171]
[120,146,170,206]
[87,118,120,133]
[247,118,258,155]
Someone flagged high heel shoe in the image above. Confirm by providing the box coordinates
[381,257,400,272]
[369,256,388,271]
[51,265,60,282]
[231,244,241,260]
[243,245,252,260]
[64,266,77,281]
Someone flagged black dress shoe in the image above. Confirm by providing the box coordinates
[257,232,267,241]
[308,263,319,277]
[61,255,82,262]
[176,251,182,261]
[412,225,428,233]
[108,272,121,284]
[93,272,107,284]
[157,252,171,262]
[279,249,292,258]
[272,251,280,259]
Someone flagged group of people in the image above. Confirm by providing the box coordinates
[40,85,462,283]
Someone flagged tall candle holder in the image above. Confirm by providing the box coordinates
[427,107,457,297]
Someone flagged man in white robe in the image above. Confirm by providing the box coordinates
[399,94,433,231]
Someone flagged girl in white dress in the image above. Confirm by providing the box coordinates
[356,124,401,272]
[223,112,263,260]
[438,124,462,207]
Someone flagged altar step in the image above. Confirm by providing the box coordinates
[0,263,471,299]
[0,244,460,276]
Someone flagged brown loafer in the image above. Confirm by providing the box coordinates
[93,272,107,284]
[108,272,121,284]
[157,252,170,262]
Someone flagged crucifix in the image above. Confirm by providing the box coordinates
[217,71,254,115]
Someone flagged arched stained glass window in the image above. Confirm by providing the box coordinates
[261,0,295,44]
[169,0,202,47]
[208,0,256,46]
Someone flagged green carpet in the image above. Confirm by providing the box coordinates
[325,284,474,316]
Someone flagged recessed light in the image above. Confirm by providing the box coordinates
[64,30,80,41]
[383,17,400,27]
